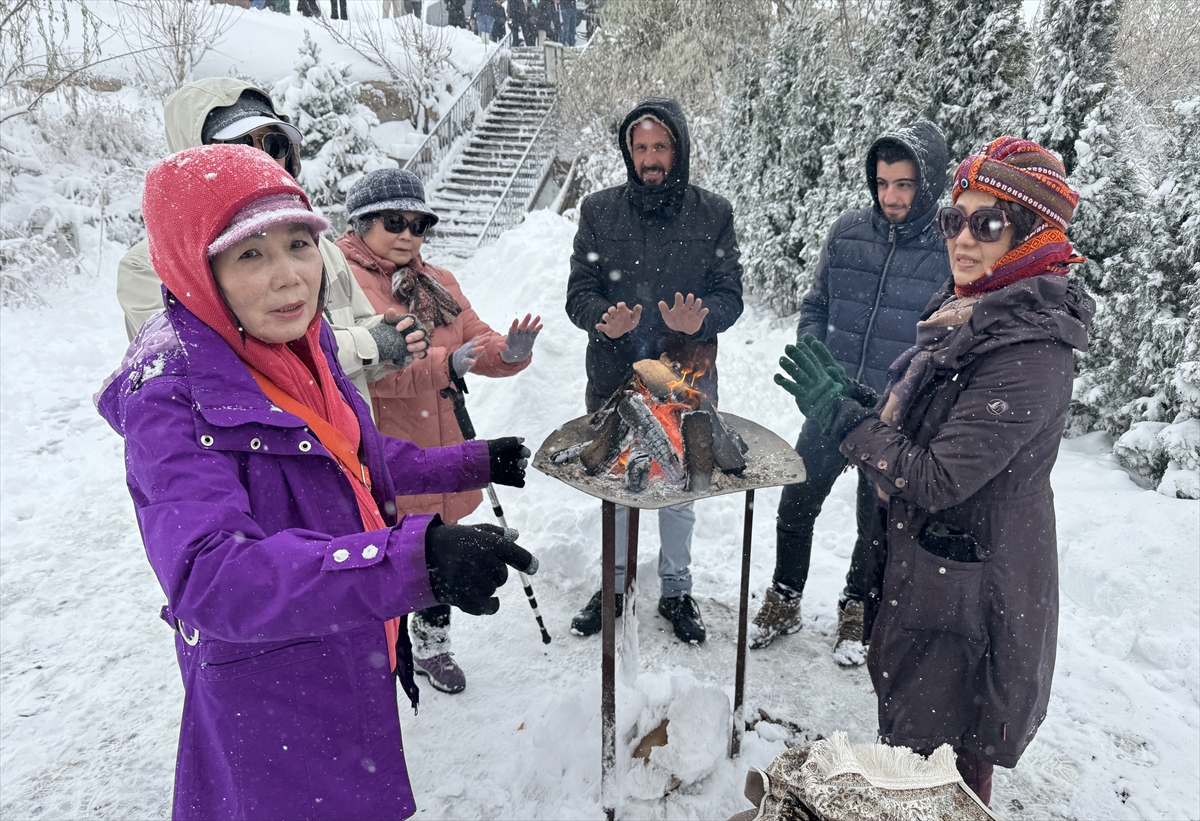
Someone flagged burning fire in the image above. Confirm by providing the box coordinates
[610,361,709,479]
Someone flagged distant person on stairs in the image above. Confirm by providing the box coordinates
[565,97,744,645]
[337,168,543,695]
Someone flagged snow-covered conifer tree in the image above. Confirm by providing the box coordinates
[273,32,391,226]
[713,17,841,313]
[930,0,1030,163]
[1028,0,1124,174]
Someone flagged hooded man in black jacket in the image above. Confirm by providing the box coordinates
[565,97,744,644]
[749,122,951,664]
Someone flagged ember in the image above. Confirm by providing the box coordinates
[570,355,748,493]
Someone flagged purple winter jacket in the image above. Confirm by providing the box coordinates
[96,293,491,820]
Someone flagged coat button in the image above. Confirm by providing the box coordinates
[200,435,214,447]
[846,443,855,451]
[362,544,379,560]
[882,673,889,679]
[894,477,906,489]
[333,549,349,563]
[250,438,261,450]
[938,566,947,574]
[860,453,870,461]
[890,599,898,606]
[299,441,312,452]
[896,522,904,530]
[876,459,888,470]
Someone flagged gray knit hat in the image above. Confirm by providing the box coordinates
[345,168,439,225]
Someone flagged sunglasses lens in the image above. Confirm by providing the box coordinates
[409,218,430,237]
[262,133,292,160]
[971,210,1008,243]
[380,214,408,234]
[937,208,965,240]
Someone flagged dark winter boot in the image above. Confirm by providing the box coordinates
[748,583,803,649]
[658,594,706,644]
[570,590,622,637]
[411,611,466,694]
[831,597,867,667]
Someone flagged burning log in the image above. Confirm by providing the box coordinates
[617,393,685,484]
[581,411,631,475]
[681,410,714,493]
[625,450,653,493]
[703,399,748,475]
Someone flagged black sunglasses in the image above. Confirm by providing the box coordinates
[220,131,293,161]
[936,206,1011,243]
[375,212,433,237]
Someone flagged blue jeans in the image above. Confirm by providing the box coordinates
[561,4,576,45]
[476,12,493,35]
[612,502,694,598]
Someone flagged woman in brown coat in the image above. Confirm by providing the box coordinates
[337,169,541,694]
[774,137,1094,806]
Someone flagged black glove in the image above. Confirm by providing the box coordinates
[487,436,530,487]
[424,520,538,615]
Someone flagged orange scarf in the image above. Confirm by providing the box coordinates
[247,366,403,671]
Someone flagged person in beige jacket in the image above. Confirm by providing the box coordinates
[117,78,426,406]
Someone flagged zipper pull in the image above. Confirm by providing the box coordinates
[889,225,896,243]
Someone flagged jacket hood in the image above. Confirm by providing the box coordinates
[931,275,1094,370]
[618,97,691,213]
[865,122,948,232]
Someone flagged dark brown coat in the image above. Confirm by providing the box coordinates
[840,275,1093,768]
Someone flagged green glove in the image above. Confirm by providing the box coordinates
[774,343,845,431]
[799,334,877,408]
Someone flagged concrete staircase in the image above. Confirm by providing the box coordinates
[425,47,559,255]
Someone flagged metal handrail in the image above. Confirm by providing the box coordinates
[403,31,513,185]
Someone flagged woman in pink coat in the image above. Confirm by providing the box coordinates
[337,168,542,693]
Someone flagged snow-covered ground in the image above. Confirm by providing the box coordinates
[3,3,1199,820]
[1,208,1197,820]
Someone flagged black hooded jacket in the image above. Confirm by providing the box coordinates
[796,122,952,394]
[566,98,745,412]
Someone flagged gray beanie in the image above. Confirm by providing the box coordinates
[345,168,440,225]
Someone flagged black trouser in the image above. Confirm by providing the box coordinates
[774,417,875,602]
[329,0,346,18]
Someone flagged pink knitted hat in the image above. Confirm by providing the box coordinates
[207,193,330,257]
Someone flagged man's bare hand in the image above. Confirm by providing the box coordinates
[385,309,430,359]
[596,302,643,339]
[658,292,708,335]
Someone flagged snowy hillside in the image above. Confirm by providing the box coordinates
[1,208,1197,820]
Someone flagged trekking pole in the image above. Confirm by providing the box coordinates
[441,376,552,644]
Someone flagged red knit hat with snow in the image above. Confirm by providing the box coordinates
[140,144,360,440]
[952,136,1084,296]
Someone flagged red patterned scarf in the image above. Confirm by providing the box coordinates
[955,224,1084,298]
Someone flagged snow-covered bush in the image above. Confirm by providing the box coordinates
[116,0,236,96]
[273,32,392,228]
[0,225,70,308]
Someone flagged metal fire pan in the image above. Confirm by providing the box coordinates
[534,413,805,510]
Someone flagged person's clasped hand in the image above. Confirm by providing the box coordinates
[424,521,538,615]
[450,337,480,378]
[500,314,544,363]
[487,436,530,487]
[368,312,429,369]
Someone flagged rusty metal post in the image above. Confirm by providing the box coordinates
[624,508,639,597]
[601,500,616,821]
[732,489,755,758]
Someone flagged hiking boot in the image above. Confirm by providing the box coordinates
[658,594,706,644]
[748,584,803,649]
[832,597,867,667]
[570,590,622,637]
[411,610,466,693]
[414,653,466,694]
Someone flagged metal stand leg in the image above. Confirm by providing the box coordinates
[601,501,616,821]
[624,508,639,597]
[732,489,755,757]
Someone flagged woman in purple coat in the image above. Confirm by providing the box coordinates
[96,143,536,820]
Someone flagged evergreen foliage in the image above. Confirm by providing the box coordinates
[1028,0,1124,174]
[273,32,391,225]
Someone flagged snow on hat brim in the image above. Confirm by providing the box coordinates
[953,136,1080,231]
[210,114,303,149]
[207,193,330,258]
